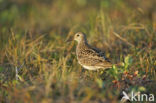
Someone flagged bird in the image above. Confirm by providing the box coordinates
[73,32,113,70]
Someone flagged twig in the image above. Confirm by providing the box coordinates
[15,66,19,80]
[113,32,135,48]
[15,62,25,81]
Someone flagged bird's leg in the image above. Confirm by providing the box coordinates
[81,67,85,72]
[97,69,108,81]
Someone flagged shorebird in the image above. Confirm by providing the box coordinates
[73,32,113,70]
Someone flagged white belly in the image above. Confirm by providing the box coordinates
[82,65,101,70]
[78,60,101,70]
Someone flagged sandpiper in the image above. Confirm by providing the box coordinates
[74,32,112,70]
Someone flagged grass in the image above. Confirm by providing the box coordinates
[0,0,156,103]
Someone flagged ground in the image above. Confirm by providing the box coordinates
[0,0,156,103]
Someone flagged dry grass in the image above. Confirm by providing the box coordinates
[0,0,156,103]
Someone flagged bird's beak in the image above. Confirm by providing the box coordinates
[65,36,73,42]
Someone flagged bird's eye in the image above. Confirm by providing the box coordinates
[77,34,79,37]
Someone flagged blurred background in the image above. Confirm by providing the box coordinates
[0,0,156,35]
[0,0,156,103]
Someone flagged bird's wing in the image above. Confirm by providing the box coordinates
[78,48,112,67]
[86,46,111,62]
[92,47,111,61]
[79,56,112,68]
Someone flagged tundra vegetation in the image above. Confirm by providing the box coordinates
[0,0,156,103]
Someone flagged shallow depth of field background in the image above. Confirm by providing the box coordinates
[0,0,156,103]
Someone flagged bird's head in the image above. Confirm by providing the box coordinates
[74,32,87,43]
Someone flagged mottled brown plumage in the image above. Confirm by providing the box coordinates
[74,32,112,70]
